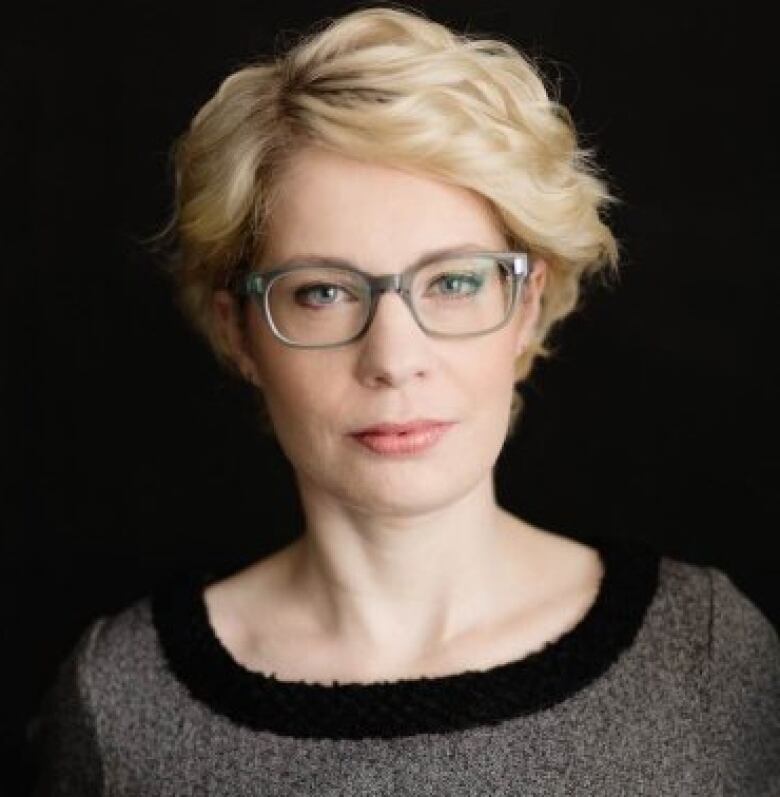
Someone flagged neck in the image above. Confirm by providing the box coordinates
[282,469,540,665]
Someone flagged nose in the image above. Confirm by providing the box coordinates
[354,286,432,388]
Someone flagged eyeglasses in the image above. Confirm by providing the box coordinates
[230,251,531,349]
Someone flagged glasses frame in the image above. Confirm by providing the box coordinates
[230,251,531,349]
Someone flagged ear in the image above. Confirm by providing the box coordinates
[212,289,264,388]
[514,258,547,357]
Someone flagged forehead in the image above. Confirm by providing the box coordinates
[264,146,506,264]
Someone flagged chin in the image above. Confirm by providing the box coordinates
[340,460,486,512]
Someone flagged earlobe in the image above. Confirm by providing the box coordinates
[212,289,242,359]
[514,258,547,357]
[212,289,263,388]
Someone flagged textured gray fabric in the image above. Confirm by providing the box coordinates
[28,556,780,796]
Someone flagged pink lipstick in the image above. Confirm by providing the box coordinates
[350,420,455,455]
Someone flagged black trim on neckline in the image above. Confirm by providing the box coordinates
[151,533,660,740]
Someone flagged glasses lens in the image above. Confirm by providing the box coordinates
[411,256,514,335]
[267,266,370,345]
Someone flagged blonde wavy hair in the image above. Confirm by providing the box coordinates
[157,4,619,438]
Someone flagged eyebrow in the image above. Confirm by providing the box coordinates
[273,242,495,272]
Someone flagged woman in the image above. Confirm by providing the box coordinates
[29,6,779,795]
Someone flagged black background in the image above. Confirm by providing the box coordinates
[3,1,778,792]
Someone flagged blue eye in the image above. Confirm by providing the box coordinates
[294,284,353,307]
[430,272,484,297]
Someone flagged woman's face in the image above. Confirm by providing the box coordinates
[214,145,546,516]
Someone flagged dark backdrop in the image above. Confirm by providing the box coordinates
[3,1,778,792]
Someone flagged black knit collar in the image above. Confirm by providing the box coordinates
[151,533,660,740]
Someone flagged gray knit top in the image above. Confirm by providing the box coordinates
[28,535,780,796]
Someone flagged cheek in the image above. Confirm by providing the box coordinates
[261,362,322,424]
[252,346,347,443]
[461,333,519,398]
[456,335,519,445]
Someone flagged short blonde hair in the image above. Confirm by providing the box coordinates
[157,4,619,437]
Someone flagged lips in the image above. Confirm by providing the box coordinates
[350,420,456,455]
[352,419,450,435]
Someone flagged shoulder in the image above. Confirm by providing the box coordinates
[45,592,175,734]
[38,595,163,721]
[69,596,162,695]
[28,596,160,795]
[654,553,779,664]
[706,566,779,667]
[649,553,778,658]
[703,563,780,730]
[704,567,780,781]
[652,553,780,792]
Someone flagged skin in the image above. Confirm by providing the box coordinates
[209,144,603,683]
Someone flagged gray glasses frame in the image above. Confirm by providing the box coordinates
[231,251,531,349]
